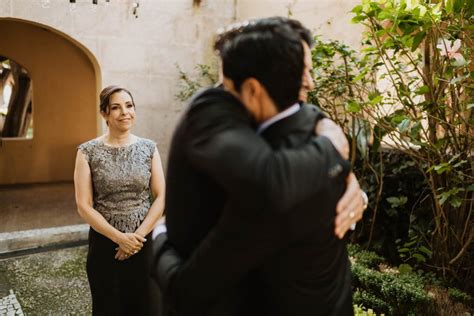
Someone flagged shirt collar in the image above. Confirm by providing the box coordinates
[256,103,301,135]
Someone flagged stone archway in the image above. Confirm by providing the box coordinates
[0,18,101,185]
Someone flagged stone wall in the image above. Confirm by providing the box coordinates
[237,0,363,48]
[0,0,362,171]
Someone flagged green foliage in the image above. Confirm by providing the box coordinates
[353,291,390,314]
[447,287,472,304]
[312,0,473,288]
[396,234,432,267]
[350,245,434,314]
[353,304,381,316]
[349,245,474,314]
[352,263,432,315]
[352,148,432,265]
[349,243,385,268]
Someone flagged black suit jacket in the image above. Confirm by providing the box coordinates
[155,87,350,315]
[254,103,353,316]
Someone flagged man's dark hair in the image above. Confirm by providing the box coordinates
[284,18,314,47]
[214,17,307,111]
[214,17,313,53]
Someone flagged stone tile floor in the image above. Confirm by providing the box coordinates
[0,246,91,315]
[0,290,24,316]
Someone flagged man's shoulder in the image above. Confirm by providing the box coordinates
[300,102,326,121]
[189,86,238,110]
[185,86,249,123]
[300,102,320,113]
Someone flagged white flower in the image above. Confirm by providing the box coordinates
[437,38,466,66]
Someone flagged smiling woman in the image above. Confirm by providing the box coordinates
[0,56,33,138]
[74,85,165,315]
[99,87,136,133]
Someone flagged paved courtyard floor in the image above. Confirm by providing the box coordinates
[0,182,85,233]
[0,246,91,315]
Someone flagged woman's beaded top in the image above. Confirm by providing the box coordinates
[78,137,155,233]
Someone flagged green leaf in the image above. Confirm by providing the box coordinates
[466,184,474,191]
[398,248,410,253]
[352,72,366,82]
[413,253,426,262]
[351,4,363,14]
[466,103,474,109]
[361,46,378,53]
[375,29,386,38]
[449,196,462,208]
[399,263,413,274]
[398,118,411,133]
[377,10,393,20]
[369,93,383,105]
[346,100,362,112]
[404,239,417,248]
[446,0,454,14]
[432,162,450,174]
[453,160,467,168]
[389,112,407,126]
[418,246,432,257]
[411,31,425,51]
[438,187,465,206]
[387,196,408,208]
[351,15,366,23]
[415,85,429,95]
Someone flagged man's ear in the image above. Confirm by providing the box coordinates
[240,78,264,113]
[239,78,262,120]
[240,78,262,101]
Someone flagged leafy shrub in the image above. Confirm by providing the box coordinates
[353,304,378,316]
[447,287,471,304]
[353,290,390,314]
[349,243,385,269]
[350,246,434,315]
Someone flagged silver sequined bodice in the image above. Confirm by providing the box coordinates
[78,137,156,233]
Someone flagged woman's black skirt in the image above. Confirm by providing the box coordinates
[86,228,160,316]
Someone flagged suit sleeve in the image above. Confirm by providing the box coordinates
[162,204,288,315]
[185,100,347,213]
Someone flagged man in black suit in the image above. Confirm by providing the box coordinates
[154,17,365,315]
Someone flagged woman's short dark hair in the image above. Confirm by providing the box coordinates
[214,17,307,111]
[99,85,135,113]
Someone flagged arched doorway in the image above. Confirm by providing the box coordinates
[0,18,101,185]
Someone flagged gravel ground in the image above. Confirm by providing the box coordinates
[0,246,91,315]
